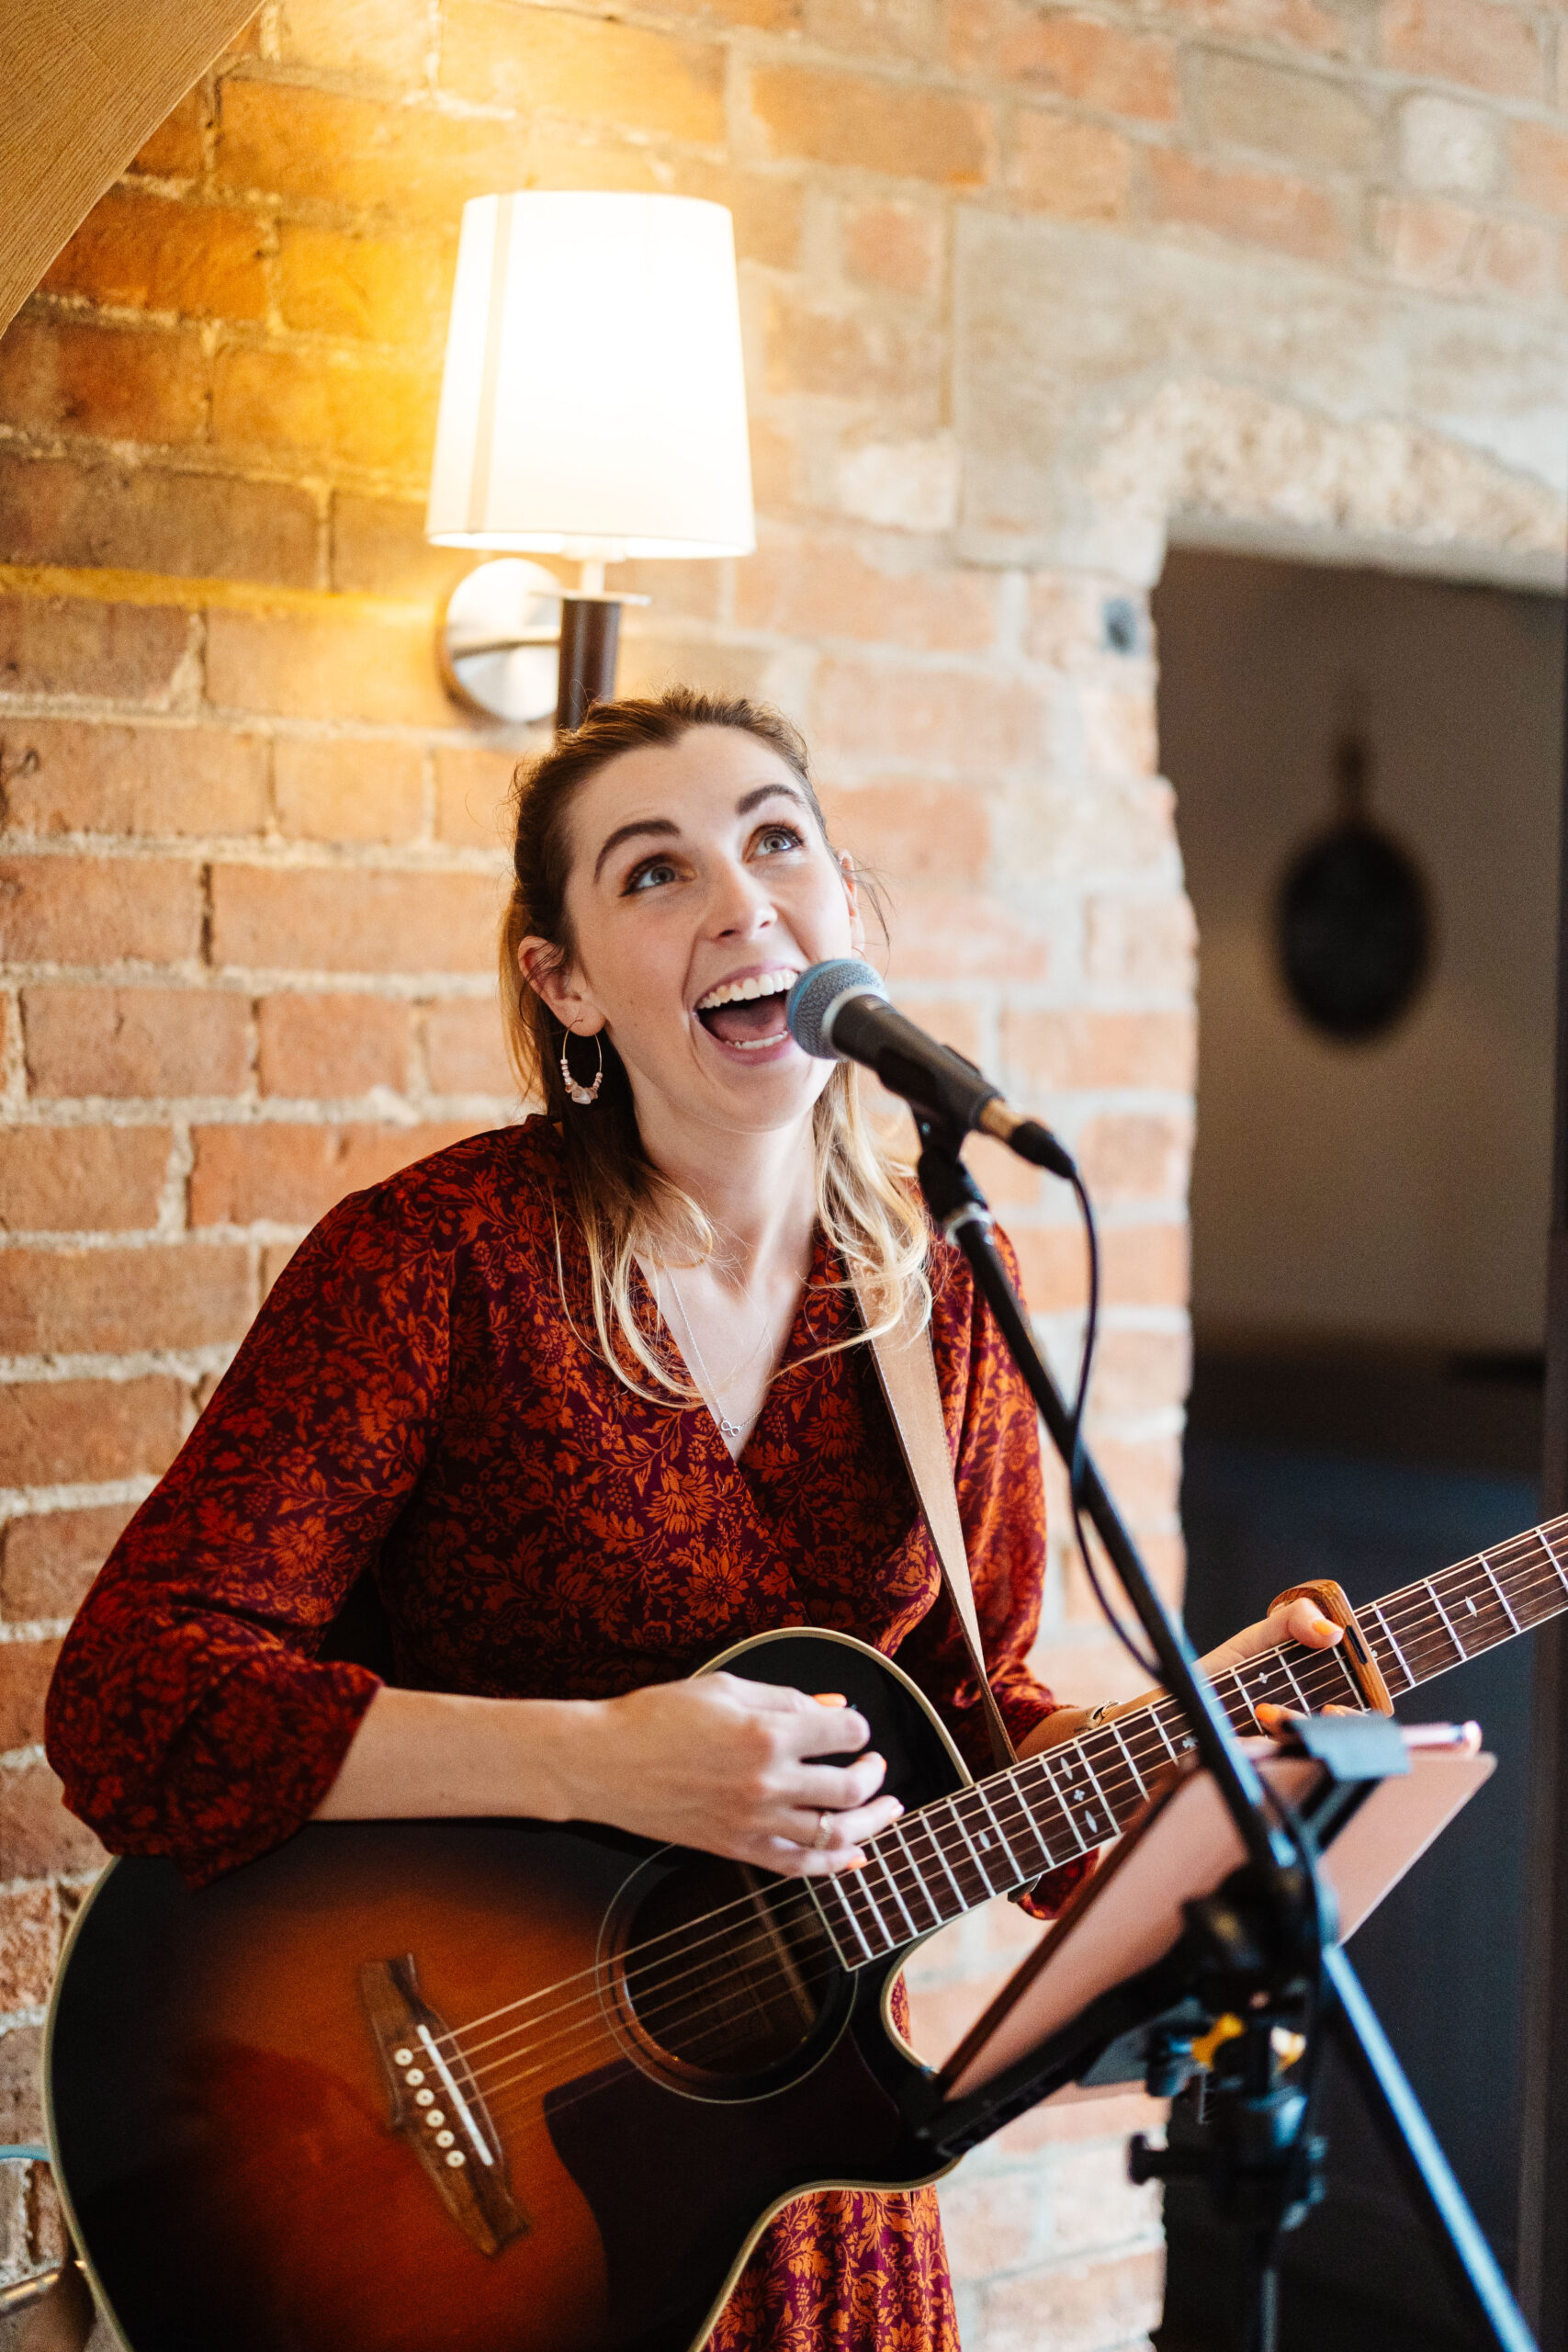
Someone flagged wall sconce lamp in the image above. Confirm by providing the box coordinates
[426,191,755,732]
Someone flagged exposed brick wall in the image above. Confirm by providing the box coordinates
[2,0,1562,2331]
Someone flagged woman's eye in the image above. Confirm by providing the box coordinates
[625,856,680,894]
[754,824,805,855]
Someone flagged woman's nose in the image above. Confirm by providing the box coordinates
[706,861,776,938]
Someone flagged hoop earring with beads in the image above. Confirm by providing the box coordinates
[559,1027,604,1107]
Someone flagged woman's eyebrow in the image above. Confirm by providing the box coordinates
[593,817,678,883]
[735,783,807,818]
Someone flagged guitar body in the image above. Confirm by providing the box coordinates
[46,1631,967,2352]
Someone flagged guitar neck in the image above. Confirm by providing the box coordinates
[810,1509,1568,1972]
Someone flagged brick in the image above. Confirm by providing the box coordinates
[982,2249,1163,2352]
[1009,111,1133,222]
[999,1008,1194,1091]
[750,65,993,186]
[1075,1111,1191,1204]
[1046,2138,1161,2256]
[993,2088,1165,2154]
[0,599,191,707]
[1010,1224,1094,1313]
[1027,574,1134,669]
[211,863,502,975]
[2,719,269,840]
[0,1127,172,1234]
[818,779,991,883]
[1400,93,1498,195]
[0,1244,252,1354]
[1081,675,1158,780]
[815,661,1046,774]
[273,738,425,844]
[40,190,267,323]
[1089,1328,1191,1419]
[842,201,943,296]
[215,79,530,217]
[1373,193,1553,294]
[1198,54,1379,174]
[805,0,939,63]
[660,0,802,27]
[205,608,449,727]
[995,778,1176,885]
[0,1380,183,1493]
[276,223,454,346]
[875,888,1051,983]
[132,86,208,179]
[670,163,807,270]
[0,1643,61,1752]
[952,0,1178,121]
[424,1000,514,1097]
[766,294,944,411]
[331,494,468,600]
[276,0,434,83]
[1082,893,1196,992]
[0,315,209,444]
[211,343,438,477]
[189,1119,478,1226]
[1103,1221,1189,1306]
[0,1885,61,2016]
[1382,0,1541,97]
[1512,119,1568,213]
[0,856,202,965]
[0,1504,136,1619]
[940,2171,1042,2279]
[434,744,518,850]
[442,5,727,142]
[257,993,412,1096]
[0,1764,106,1880]
[0,453,319,591]
[1147,151,1345,263]
[1163,0,1347,47]
[22,987,252,1099]
[737,538,997,651]
[0,2025,45,2142]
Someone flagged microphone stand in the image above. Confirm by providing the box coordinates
[909,1109,1534,2352]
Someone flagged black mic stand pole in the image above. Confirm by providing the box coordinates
[909,1110,1535,2352]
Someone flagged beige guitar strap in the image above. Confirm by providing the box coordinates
[855,1280,1019,1772]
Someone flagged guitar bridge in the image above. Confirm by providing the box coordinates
[360,1955,528,2256]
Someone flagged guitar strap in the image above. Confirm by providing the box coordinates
[855,1278,1019,1773]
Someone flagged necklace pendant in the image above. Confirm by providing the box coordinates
[716,1416,743,1438]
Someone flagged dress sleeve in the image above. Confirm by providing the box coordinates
[43,1188,452,1885]
[893,1227,1092,1917]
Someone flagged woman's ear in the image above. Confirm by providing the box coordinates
[839,852,866,955]
[518,937,607,1035]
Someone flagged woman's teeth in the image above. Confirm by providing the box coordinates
[694,969,798,1012]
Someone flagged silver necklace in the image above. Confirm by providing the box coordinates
[663,1269,770,1443]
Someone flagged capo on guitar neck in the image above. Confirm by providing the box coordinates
[1268,1578,1394,1716]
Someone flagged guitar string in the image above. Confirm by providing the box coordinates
[427,1628,1350,2068]
[447,1635,1372,2093]
[433,1522,1568,2079]
[443,1611,1450,2091]
[442,1532,1568,2138]
[451,1613,1524,2123]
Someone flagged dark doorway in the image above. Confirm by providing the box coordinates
[1151,548,1564,2348]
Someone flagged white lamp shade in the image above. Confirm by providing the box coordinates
[426,191,755,561]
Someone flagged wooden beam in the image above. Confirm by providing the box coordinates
[0,0,257,339]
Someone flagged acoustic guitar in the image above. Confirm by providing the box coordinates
[46,1510,1568,2352]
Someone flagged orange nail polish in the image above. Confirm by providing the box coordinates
[814,1692,849,1706]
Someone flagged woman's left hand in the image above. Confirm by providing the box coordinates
[1197,1594,1350,1733]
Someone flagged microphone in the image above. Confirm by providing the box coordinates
[785,959,1076,1177]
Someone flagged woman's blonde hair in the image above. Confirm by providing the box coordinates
[499,687,931,1400]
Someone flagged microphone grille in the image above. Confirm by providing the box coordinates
[786,959,887,1059]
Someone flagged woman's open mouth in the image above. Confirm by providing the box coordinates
[694,968,800,1054]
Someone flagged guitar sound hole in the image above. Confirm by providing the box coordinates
[608,1855,842,2088]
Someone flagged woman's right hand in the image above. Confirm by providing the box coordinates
[557,1673,905,1877]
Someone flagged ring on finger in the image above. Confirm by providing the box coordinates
[813,1811,833,1851]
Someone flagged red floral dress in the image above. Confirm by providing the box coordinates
[46,1118,1075,2352]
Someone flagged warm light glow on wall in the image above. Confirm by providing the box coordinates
[426,190,755,562]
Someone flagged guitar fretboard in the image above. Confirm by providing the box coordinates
[808,1510,1568,1970]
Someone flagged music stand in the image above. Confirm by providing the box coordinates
[903,1726,1513,2349]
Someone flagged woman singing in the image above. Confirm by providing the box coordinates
[46,689,1338,2352]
